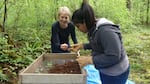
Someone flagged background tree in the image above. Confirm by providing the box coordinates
[1,0,7,32]
[131,0,150,25]
[126,0,132,11]
[146,0,149,25]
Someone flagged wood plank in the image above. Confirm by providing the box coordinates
[21,74,86,84]
[43,53,77,60]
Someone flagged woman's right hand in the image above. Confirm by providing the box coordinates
[68,43,83,52]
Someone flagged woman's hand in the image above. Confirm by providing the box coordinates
[76,56,93,68]
[60,43,69,51]
[68,43,83,52]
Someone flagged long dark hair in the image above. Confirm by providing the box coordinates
[72,2,96,31]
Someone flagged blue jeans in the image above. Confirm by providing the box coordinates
[100,66,130,84]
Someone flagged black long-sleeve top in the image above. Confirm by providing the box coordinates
[51,21,78,53]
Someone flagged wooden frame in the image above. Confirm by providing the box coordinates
[19,53,86,84]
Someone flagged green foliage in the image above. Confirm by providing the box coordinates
[0,70,9,83]
[90,0,133,30]
[5,0,56,28]
[0,33,34,83]
[0,0,149,83]
[0,0,149,29]
[131,0,150,25]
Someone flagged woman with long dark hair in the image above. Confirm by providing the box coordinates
[70,2,130,84]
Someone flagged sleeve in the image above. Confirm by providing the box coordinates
[93,28,122,68]
[83,43,92,50]
[70,24,78,44]
[51,24,61,50]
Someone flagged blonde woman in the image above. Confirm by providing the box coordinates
[51,6,78,53]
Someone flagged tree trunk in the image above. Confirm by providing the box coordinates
[3,0,7,32]
[126,0,132,11]
[83,0,89,3]
[146,0,149,25]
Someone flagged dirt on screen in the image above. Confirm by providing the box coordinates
[49,61,81,74]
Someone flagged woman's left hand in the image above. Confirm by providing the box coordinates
[60,43,68,51]
[76,56,93,68]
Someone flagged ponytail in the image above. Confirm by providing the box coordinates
[72,1,95,30]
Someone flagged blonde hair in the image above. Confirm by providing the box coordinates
[58,6,71,17]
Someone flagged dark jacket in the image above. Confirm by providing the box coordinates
[51,21,78,53]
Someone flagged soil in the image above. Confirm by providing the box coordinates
[49,61,81,74]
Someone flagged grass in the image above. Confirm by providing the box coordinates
[123,26,150,84]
